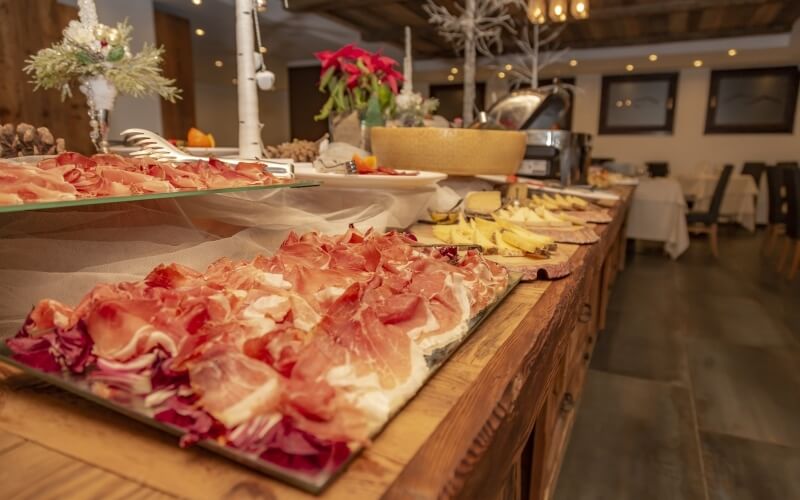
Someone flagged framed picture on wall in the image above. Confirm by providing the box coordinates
[705,66,799,134]
[598,73,678,134]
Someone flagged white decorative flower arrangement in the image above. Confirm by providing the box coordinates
[24,0,179,151]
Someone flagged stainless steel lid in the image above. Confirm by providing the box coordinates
[486,86,571,130]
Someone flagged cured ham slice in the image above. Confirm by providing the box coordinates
[189,345,282,428]
[6,229,509,476]
[0,164,77,203]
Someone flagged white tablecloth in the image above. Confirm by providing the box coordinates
[626,178,689,259]
[676,173,760,231]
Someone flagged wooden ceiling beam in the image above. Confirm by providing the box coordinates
[285,0,403,12]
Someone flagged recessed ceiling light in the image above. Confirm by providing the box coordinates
[194,28,205,36]
[693,59,703,67]
[648,54,658,62]
[214,60,223,68]
[728,49,737,57]
[232,78,238,85]
[447,74,455,82]
[191,0,202,5]
[498,71,507,79]
[450,67,459,75]
[625,64,634,72]
[259,46,268,54]
[504,63,513,71]
[625,99,632,107]
[569,59,578,67]
[615,100,623,108]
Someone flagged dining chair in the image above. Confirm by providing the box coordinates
[687,164,733,258]
[741,162,766,186]
[763,165,788,255]
[777,166,800,280]
[645,162,669,178]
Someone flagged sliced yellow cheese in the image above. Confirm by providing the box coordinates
[494,231,525,257]
[432,225,453,243]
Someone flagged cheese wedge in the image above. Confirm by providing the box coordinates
[465,191,502,215]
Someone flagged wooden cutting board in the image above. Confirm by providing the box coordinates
[409,223,577,281]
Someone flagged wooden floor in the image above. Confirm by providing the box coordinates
[555,228,800,500]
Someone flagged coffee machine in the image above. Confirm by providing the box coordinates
[485,85,592,186]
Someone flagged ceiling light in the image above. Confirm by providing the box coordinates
[191,0,202,5]
[194,28,205,36]
[625,99,632,107]
[571,0,589,19]
[615,100,623,108]
[549,0,568,22]
[625,64,634,72]
[728,49,737,57]
[232,78,238,85]
[450,67,459,75]
[569,59,578,67]
[498,71,507,79]
[214,60,223,68]
[693,59,703,67]
[447,74,455,82]
[648,54,658,62]
[527,0,546,24]
[505,64,513,71]
[260,46,268,54]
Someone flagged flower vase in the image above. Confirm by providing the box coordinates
[79,75,118,153]
[328,110,363,149]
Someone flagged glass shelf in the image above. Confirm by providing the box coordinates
[0,180,319,214]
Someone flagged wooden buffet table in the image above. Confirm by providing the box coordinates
[0,187,633,500]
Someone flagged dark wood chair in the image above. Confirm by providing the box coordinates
[741,162,766,186]
[645,162,669,178]
[687,164,733,258]
[777,165,800,279]
[763,165,788,255]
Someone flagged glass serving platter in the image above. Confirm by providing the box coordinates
[0,181,320,214]
[0,273,520,493]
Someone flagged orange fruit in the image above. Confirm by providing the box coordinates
[187,127,215,148]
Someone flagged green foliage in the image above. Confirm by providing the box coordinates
[24,20,180,103]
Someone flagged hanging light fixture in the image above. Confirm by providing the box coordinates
[549,0,568,22]
[527,0,547,24]
[571,0,589,20]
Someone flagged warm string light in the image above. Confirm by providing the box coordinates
[549,0,568,22]
[571,0,589,19]
[527,0,547,24]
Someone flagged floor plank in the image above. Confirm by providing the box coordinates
[701,431,800,500]
[686,338,800,447]
[554,371,705,500]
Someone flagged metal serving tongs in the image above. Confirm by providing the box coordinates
[120,128,295,179]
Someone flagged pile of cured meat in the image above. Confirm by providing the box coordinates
[6,230,509,477]
[0,152,284,206]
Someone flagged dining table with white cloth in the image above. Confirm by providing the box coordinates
[676,172,760,231]
[626,177,690,259]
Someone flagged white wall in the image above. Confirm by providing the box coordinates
[573,69,800,174]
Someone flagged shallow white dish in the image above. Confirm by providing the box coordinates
[476,174,621,201]
[109,146,240,157]
[293,163,447,189]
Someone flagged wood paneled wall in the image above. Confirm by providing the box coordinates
[0,0,92,153]
[154,10,196,141]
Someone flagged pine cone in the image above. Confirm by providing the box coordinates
[0,123,15,158]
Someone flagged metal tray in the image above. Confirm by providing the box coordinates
[0,274,520,493]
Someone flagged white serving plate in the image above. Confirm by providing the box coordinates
[293,163,447,189]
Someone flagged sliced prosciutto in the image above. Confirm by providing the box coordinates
[0,152,286,206]
[6,229,509,478]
